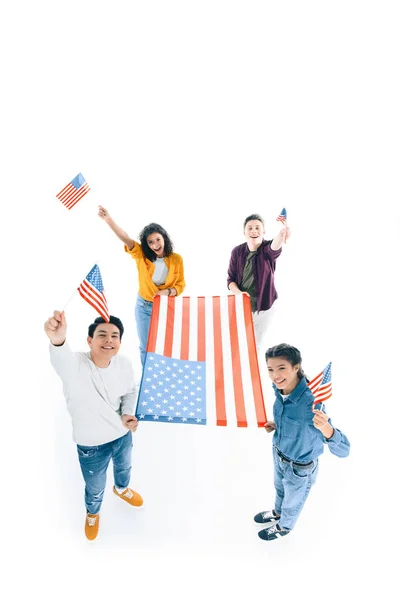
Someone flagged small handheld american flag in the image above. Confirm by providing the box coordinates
[77,264,110,322]
[308,362,332,404]
[56,173,90,210]
[276,207,287,223]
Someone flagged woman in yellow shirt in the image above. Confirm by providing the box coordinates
[98,206,185,366]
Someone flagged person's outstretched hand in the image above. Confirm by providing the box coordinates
[44,310,67,346]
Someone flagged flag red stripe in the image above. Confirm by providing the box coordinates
[212,296,226,426]
[64,184,90,208]
[308,376,323,394]
[180,296,190,360]
[197,297,206,362]
[78,283,109,318]
[80,280,109,312]
[147,296,160,352]
[228,296,247,427]
[313,384,332,403]
[66,185,90,209]
[163,296,175,357]
[243,295,266,426]
[56,183,72,199]
[78,289,109,322]
[57,183,89,207]
[59,185,77,203]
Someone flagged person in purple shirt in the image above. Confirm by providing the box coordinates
[227,213,290,352]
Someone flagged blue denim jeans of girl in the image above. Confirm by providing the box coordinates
[273,445,319,530]
[77,431,132,515]
[135,295,153,366]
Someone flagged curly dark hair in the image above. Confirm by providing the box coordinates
[88,316,124,339]
[265,343,309,382]
[138,223,174,261]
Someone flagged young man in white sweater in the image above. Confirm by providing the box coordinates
[44,310,143,541]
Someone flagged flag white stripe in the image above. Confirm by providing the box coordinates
[171,296,183,359]
[79,288,108,317]
[204,297,216,426]
[81,281,109,313]
[155,297,168,355]
[188,296,198,362]
[219,296,237,426]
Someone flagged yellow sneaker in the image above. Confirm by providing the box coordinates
[113,486,143,508]
[85,513,100,541]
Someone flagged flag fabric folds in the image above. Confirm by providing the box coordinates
[77,264,110,322]
[56,173,90,210]
[308,362,332,404]
[135,295,266,427]
[276,207,287,223]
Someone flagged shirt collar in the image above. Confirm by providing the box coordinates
[273,377,308,404]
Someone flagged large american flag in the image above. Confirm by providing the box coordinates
[56,173,90,210]
[276,207,287,223]
[308,362,332,404]
[77,264,110,322]
[135,295,266,427]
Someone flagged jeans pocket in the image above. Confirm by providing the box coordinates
[291,461,317,479]
[77,446,98,459]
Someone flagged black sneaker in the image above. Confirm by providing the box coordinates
[258,522,290,541]
[253,510,280,524]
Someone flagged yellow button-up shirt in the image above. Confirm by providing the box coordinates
[124,242,186,302]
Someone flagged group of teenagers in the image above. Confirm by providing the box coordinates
[44,206,350,542]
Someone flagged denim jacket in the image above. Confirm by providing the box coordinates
[272,377,350,463]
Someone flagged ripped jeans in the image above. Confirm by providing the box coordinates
[77,431,132,515]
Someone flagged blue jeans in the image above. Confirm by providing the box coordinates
[77,432,132,515]
[273,445,319,531]
[135,295,153,366]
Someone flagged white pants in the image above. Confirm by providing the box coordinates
[252,304,277,353]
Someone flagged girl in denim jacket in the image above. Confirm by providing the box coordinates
[254,343,350,541]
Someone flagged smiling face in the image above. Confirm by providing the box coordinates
[267,357,300,395]
[146,232,165,257]
[87,323,121,366]
[244,219,264,249]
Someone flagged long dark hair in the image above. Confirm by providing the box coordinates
[138,223,174,261]
[265,343,309,382]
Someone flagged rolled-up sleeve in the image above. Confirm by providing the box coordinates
[173,255,186,296]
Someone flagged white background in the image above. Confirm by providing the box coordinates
[1,1,399,599]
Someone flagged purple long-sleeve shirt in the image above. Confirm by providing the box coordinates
[227,240,282,312]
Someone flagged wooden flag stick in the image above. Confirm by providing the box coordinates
[62,289,77,312]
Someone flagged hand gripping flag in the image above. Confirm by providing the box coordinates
[308,362,332,404]
[77,264,110,322]
[276,207,287,223]
[135,295,266,427]
[56,173,90,210]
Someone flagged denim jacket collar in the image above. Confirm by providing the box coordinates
[273,377,308,404]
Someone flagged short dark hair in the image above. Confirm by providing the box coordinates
[265,343,308,382]
[88,316,124,339]
[243,214,265,229]
[139,223,174,261]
